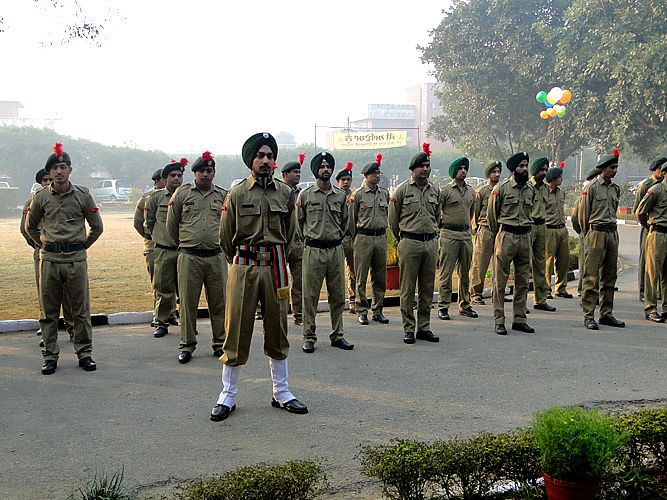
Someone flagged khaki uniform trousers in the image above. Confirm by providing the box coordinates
[639,226,648,299]
[644,230,667,315]
[470,225,495,301]
[398,238,437,334]
[33,249,74,331]
[545,227,570,295]
[287,246,303,322]
[39,259,92,361]
[530,224,548,305]
[437,236,472,311]
[145,250,157,308]
[222,264,289,366]
[581,230,618,319]
[353,234,387,315]
[342,235,356,307]
[302,245,345,343]
[493,232,531,325]
[177,252,227,353]
[153,247,178,327]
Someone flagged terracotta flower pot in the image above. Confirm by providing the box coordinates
[386,266,400,290]
[542,471,599,500]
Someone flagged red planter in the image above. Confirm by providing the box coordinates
[542,471,599,500]
[386,266,400,290]
[618,206,632,215]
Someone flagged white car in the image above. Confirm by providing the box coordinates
[91,179,132,202]
[465,176,485,188]
[0,181,11,189]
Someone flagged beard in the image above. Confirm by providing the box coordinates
[514,171,529,184]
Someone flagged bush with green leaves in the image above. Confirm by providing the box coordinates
[177,459,327,500]
[67,469,135,500]
[532,406,623,483]
[614,407,667,475]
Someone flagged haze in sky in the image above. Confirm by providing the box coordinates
[1,1,449,154]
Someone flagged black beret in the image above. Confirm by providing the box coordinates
[649,157,667,171]
[507,152,529,172]
[242,132,278,169]
[585,168,601,181]
[596,152,619,171]
[163,158,188,178]
[530,157,549,176]
[35,168,48,184]
[408,152,428,170]
[449,157,469,178]
[545,167,563,183]
[281,161,300,174]
[151,169,164,182]
[361,162,380,176]
[484,161,502,177]
[44,142,71,171]
[311,151,335,178]
[191,151,215,172]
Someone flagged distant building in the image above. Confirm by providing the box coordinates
[405,83,451,152]
[0,101,24,118]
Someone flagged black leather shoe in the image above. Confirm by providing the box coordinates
[511,323,535,333]
[154,326,168,338]
[584,318,599,330]
[272,398,308,414]
[36,329,42,336]
[546,293,554,299]
[41,359,57,375]
[661,312,667,320]
[372,313,389,324]
[167,314,179,326]
[504,296,512,302]
[471,297,485,306]
[213,349,223,358]
[403,332,415,344]
[331,338,354,350]
[178,351,192,364]
[416,330,439,342]
[349,307,357,315]
[495,324,507,336]
[358,313,369,325]
[210,404,236,421]
[39,340,45,348]
[255,311,263,320]
[78,356,97,371]
[459,307,478,318]
[302,340,315,353]
[438,309,450,320]
[294,317,303,326]
[599,316,625,328]
[555,292,574,299]
[534,303,557,312]
[647,312,665,323]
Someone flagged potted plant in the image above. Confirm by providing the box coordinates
[532,406,623,500]
[386,230,399,290]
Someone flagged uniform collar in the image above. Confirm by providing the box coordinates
[363,181,379,193]
[49,181,74,195]
[449,179,467,191]
[408,178,432,190]
[247,174,276,190]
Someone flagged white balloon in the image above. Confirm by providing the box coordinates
[550,87,564,101]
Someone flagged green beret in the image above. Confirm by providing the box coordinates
[151,169,163,181]
[507,151,529,172]
[448,156,469,178]
[408,152,428,170]
[484,160,502,178]
[596,153,619,171]
[361,162,380,176]
[530,157,549,176]
[545,167,563,183]
[585,168,601,181]
[35,168,48,184]
[311,151,335,178]
[649,156,667,171]
[44,142,71,171]
[242,132,278,168]
[191,151,215,172]
[281,161,300,174]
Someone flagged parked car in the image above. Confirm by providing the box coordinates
[465,176,485,188]
[297,181,316,190]
[91,179,132,202]
[0,181,11,189]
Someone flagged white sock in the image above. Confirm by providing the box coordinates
[270,358,295,404]
[216,364,240,407]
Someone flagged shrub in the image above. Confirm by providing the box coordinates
[360,439,435,500]
[614,407,667,475]
[532,406,623,483]
[387,230,398,266]
[493,430,542,496]
[177,459,327,500]
[67,469,135,500]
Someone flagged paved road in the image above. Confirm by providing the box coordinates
[1,225,665,499]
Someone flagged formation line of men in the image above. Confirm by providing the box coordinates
[21,137,666,422]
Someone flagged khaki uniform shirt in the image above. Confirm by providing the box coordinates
[633,176,660,219]
[487,177,534,234]
[576,175,620,234]
[349,181,389,238]
[439,180,474,241]
[167,182,227,251]
[472,182,494,231]
[529,177,548,221]
[388,178,441,239]
[219,175,294,259]
[636,181,667,226]
[296,184,349,242]
[26,182,103,263]
[145,188,178,248]
[21,196,37,249]
[545,185,566,226]
[134,190,156,254]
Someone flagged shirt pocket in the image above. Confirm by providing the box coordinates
[327,202,342,225]
[239,204,261,217]
[210,201,223,220]
[156,204,169,223]
[268,202,288,231]
[402,196,419,214]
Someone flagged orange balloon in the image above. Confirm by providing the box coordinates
[560,90,572,104]
[540,110,549,119]
[547,108,557,117]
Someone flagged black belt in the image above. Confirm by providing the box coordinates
[500,224,531,235]
[546,223,566,229]
[440,223,470,232]
[43,242,85,253]
[356,228,386,236]
[651,225,667,234]
[155,243,178,251]
[591,223,617,233]
[400,231,437,241]
[305,239,342,249]
[179,247,222,257]
[532,218,546,225]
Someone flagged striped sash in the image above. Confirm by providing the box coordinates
[233,244,290,300]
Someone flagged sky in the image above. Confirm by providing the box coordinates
[1,0,450,154]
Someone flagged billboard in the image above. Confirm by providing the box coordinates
[332,131,408,150]
[368,104,416,120]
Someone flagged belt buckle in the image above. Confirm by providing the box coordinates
[256,251,271,261]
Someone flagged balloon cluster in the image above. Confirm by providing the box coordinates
[536,87,572,119]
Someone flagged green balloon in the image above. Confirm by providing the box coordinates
[557,107,566,117]
[536,91,548,103]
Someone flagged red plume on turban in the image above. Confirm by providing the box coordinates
[345,161,353,171]
[422,143,432,157]
[202,151,214,161]
[559,161,565,169]
[53,142,64,156]
[375,153,383,166]
[612,148,620,158]
[298,153,306,165]
[180,157,189,167]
